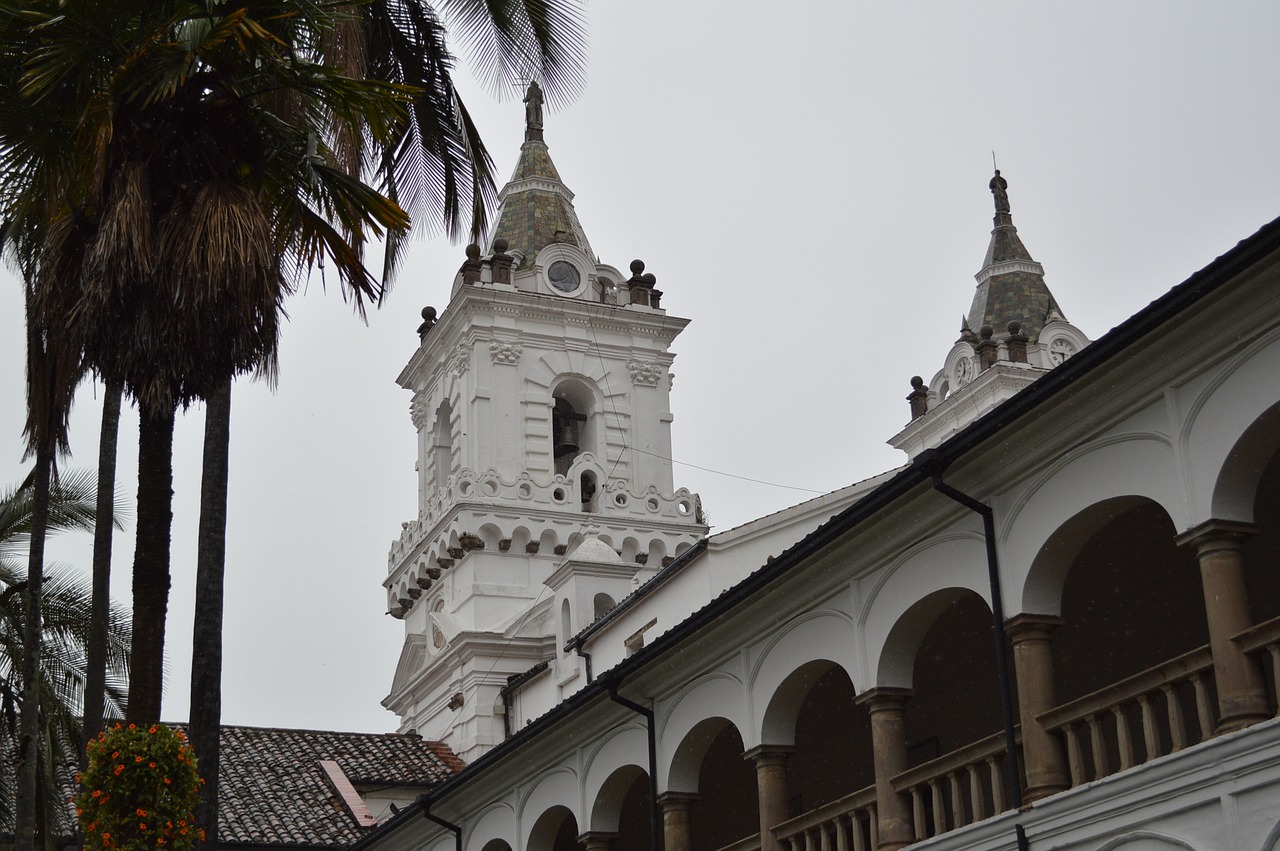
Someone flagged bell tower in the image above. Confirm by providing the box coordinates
[383,88,706,761]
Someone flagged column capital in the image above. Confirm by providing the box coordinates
[657,791,699,812]
[578,831,619,851]
[1176,519,1259,553]
[742,744,794,766]
[1006,613,1065,641]
[854,686,914,711]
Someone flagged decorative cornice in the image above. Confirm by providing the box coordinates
[975,259,1046,285]
[489,341,524,366]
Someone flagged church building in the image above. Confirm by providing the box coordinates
[362,91,1280,851]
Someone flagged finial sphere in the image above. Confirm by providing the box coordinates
[494,238,509,253]
[422,306,437,321]
[1007,320,1021,335]
[630,259,645,275]
[910,376,924,389]
[980,325,994,339]
[641,272,656,286]
[465,243,481,260]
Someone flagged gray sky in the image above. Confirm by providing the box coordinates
[2,2,1278,734]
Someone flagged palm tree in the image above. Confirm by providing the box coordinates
[2,1,586,846]
[0,470,131,848]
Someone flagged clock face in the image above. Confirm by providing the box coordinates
[1049,339,1075,365]
[547,260,581,293]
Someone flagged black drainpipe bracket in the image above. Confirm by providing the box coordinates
[419,797,463,851]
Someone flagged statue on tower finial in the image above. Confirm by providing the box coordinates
[523,80,544,142]
[989,169,1010,215]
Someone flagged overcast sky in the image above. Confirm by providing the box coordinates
[2,2,1278,735]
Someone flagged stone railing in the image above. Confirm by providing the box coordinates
[1039,644,1216,787]
[893,730,1017,840]
[774,785,877,851]
[1234,614,1280,712]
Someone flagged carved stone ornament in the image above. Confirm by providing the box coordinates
[449,344,471,376]
[627,360,664,386]
[490,341,524,365]
[410,394,430,429]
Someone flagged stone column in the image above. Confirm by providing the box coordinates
[857,688,914,851]
[743,745,793,851]
[578,832,618,851]
[658,792,697,851]
[1007,614,1069,800]
[1177,520,1269,732]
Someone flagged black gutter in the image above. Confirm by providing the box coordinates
[421,798,463,851]
[918,450,1023,813]
[355,214,1280,849]
[608,685,663,851]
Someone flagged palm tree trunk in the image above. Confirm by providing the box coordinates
[82,377,123,755]
[14,447,52,851]
[191,377,231,851]
[126,404,175,724]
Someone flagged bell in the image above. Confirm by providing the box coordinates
[554,418,580,459]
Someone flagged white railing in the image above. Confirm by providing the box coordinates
[893,730,1018,840]
[774,785,877,851]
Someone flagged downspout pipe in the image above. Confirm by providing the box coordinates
[419,797,463,851]
[917,451,1023,814]
[574,642,594,683]
[608,684,663,851]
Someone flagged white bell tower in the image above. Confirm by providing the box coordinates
[383,87,706,761]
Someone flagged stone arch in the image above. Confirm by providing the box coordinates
[1001,434,1184,605]
[1021,494,1154,615]
[876,587,989,689]
[750,610,859,745]
[524,805,580,851]
[539,527,559,554]
[1094,831,1196,850]
[673,541,692,557]
[593,593,616,621]
[1181,329,1280,524]
[478,522,503,550]
[1211,399,1280,523]
[520,769,580,851]
[620,536,640,563]
[465,803,516,851]
[649,538,670,565]
[510,525,533,554]
[588,764,648,833]
[582,725,648,826]
[860,532,989,688]
[665,716,757,851]
[657,674,747,792]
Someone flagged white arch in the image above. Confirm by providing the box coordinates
[657,673,747,792]
[582,725,649,831]
[519,767,580,851]
[749,609,859,746]
[1093,830,1197,850]
[464,803,516,851]
[1001,433,1183,615]
[860,532,990,688]
[1181,329,1280,525]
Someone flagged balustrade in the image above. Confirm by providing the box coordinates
[891,730,1017,840]
[1233,614,1280,713]
[1038,645,1215,787]
[773,786,877,851]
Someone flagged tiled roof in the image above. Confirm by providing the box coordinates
[214,725,462,848]
[3,725,462,849]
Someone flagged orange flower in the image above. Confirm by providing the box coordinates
[149,762,157,768]
[111,751,119,758]
[135,756,144,763]
[92,790,102,798]
[136,808,148,818]
[163,777,172,785]
[128,723,136,730]
[113,765,124,776]
[149,725,159,733]
[139,823,148,831]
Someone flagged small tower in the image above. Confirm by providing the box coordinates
[890,170,1091,459]
[383,88,706,761]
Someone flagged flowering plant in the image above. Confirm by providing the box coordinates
[75,723,204,850]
